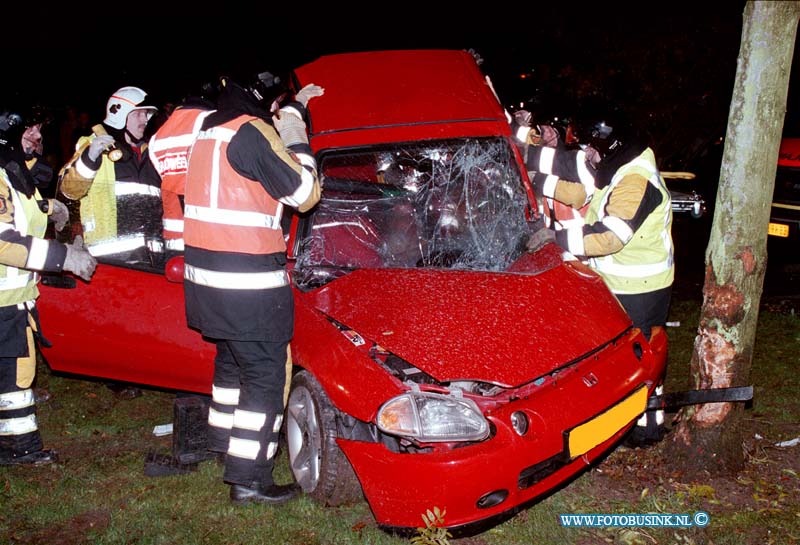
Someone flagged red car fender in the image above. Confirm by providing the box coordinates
[291,291,404,422]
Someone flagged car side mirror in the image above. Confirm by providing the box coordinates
[165,256,185,283]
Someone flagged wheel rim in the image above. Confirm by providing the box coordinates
[286,384,322,492]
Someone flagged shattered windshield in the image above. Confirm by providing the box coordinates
[294,138,542,285]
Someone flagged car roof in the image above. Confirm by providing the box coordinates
[293,50,510,148]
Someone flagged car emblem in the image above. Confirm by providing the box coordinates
[582,373,599,387]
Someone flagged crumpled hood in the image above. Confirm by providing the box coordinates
[307,266,631,387]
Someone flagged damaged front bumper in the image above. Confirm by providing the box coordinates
[338,329,665,532]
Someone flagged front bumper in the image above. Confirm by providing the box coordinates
[339,329,666,530]
[670,190,706,218]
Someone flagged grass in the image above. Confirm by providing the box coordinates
[1,295,798,545]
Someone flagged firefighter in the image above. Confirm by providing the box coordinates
[511,109,597,233]
[183,76,323,505]
[148,93,216,256]
[515,109,674,341]
[0,109,97,465]
[58,86,163,265]
[20,106,55,193]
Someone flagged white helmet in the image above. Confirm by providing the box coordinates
[104,86,158,130]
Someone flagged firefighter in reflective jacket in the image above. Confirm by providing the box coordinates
[515,113,674,341]
[148,96,215,255]
[0,109,96,465]
[58,86,162,264]
[183,76,323,505]
[510,110,595,233]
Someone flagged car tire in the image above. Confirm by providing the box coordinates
[285,370,363,506]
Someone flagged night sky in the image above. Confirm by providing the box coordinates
[5,9,750,109]
[6,5,796,169]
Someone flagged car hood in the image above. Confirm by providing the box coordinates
[307,266,631,387]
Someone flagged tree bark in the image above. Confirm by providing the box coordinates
[667,1,800,474]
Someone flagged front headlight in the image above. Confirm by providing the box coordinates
[377,392,490,443]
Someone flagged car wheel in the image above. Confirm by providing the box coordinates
[285,370,362,506]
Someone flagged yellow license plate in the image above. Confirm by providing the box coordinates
[567,386,647,458]
[768,222,789,237]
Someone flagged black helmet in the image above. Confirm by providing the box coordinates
[245,71,286,110]
[0,110,25,151]
[570,98,629,158]
[571,117,625,157]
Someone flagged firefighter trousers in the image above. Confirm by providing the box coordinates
[0,304,43,456]
[206,338,291,487]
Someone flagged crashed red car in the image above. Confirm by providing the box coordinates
[38,50,667,533]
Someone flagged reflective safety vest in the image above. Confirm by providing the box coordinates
[149,107,214,251]
[0,170,47,307]
[586,148,674,295]
[72,134,162,254]
[183,115,288,290]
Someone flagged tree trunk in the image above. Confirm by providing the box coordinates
[667,1,800,474]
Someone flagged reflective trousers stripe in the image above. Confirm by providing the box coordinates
[228,436,261,459]
[212,384,240,405]
[233,409,266,432]
[0,388,35,410]
[227,437,279,461]
[208,407,234,430]
[0,413,37,435]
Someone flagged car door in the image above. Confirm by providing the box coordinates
[37,248,215,394]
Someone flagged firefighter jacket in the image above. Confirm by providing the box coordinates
[0,163,69,399]
[526,145,596,231]
[0,167,68,307]
[148,103,214,252]
[58,126,162,257]
[552,146,674,295]
[183,112,321,341]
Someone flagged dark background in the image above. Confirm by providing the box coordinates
[4,7,797,181]
[4,7,798,297]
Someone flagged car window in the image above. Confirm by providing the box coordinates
[294,138,539,287]
[774,166,800,204]
[56,196,167,275]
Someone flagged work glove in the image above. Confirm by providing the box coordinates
[87,135,115,162]
[63,236,97,281]
[273,108,308,147]
[525,219,556,253]
[510,110,533,143]
[583,145,602,168]
[295,83,324,107]
[49,199,69,232]
[536,125,560,148]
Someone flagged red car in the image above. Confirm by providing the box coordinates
[38,50,667,534]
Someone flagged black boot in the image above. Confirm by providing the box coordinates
[230,482,300,505]
[0,449,58,466]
